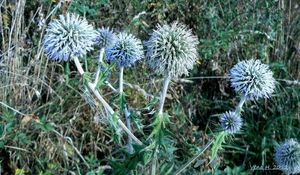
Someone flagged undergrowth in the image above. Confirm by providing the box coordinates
[0,0,299,174]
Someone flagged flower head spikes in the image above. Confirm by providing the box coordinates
[43,13,97,62]
[220,111,242,134]
[146,21,199,78]
[229,59,276,100]
[275,139,300,175]
[105,32,143,67]
[95,27,116,48]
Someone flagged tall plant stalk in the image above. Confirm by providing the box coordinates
[158,76,171,116]
[235,94,247,114]
[93,48,105,87]
[73,57,142,145]
[119,66,133,153]
[125,106,133,153]
[119,67,124,94]
[151,75,171,175]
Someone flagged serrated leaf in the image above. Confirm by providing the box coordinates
[210,132,227,162]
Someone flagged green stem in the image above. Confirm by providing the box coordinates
[64,61,70,84]
[73,57,142,145]
[151,75,171,175]
[151,147,158,175]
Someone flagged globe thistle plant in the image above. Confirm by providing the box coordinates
[229,59,276,100]
[43,13,97,62]
[105,32,143,67]
[146,21,199,78]
[146,22,198,174]
[43,13,143,146]
[95,27,116,49]
[105,32,144,150]
[275,139,300,175]
[219,111,243,134]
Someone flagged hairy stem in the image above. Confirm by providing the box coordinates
[119,66,133,153]
[158,76,171,116]
[151,148,158,175]
[93,48,105,86]
[235,94,247,114]
[119,66,124,94]
[125,106,133,153]
[73,57,142,145]
[99,48,105,63]
[151,75,171,175]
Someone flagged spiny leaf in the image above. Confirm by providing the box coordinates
[210,131,227,162]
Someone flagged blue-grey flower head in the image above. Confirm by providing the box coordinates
[229,59,276,100]
[275,139,300,175]
[43,13,97,62]
[220,111,242,134]
[95,27,116,48]
[105,32,143,67]
[146,21,199,78]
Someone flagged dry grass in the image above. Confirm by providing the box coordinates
[0,0,299,174]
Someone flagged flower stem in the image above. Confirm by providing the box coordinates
[93,48,105,88]
[235,94,247,114]
[151,148,158,175]
[119,66,124,95]
[125,106,133,153]
[73,57,84,75]
[99,48,105,63]
[119,66,133,153]
[158,76,171,116]
[73,57,142,145]
[151,75,171,175]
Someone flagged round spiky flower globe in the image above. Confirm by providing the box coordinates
[146,22,199,78]
[43,13,97,61]
[229,59,276,100]
[274,139,300,175]
[95,27,116,48]
[219,111,242,134]
[105,32,143,67]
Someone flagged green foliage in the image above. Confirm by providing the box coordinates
[96,63,114,89]
[34,117,54,132]
[148,113,172,147]
[0,0,299,174]
[224,166,249,175]
[69,0,110,17]
[210,132,228,162]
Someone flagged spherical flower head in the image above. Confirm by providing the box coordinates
[95,27,116,48]
[146,21,199,78]
[229,59,276,100]
[43,13,97,62]
[219,111,242,134]
[105,32,143,67]
[275,139,300,175]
